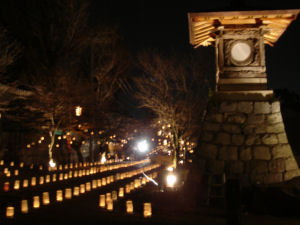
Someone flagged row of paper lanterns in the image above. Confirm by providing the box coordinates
[99,171,158,218]
[2,159,151,192]
[4,164,159,219]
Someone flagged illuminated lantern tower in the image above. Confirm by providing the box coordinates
[188,9,300,184]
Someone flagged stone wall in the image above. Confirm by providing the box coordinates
[200,99,300,185]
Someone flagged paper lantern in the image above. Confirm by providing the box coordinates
[21,200,28,214]
[126,200,133,214]
[39,176,44,185]
[6,206,14,218]
[56,190,63,202]
[31,177,36,186]
[23,179,28,188]
[106,193,111,201]
[92,180,97,189]
[59,173,63,181]
[6,170,11,177]
[106,176,110,184]
[80,184,85,194]
[14,180,20,190]
[64,173,68,180]
[73,186,79,196]
[74,171,78,177]
[99,194,105,208]
[86,182,91,192]
[10,161,14,167]
[125,184,130,194]
[52,174,57,182]
[97,179,101,187]
[4,182,10,192]
[39,165,43,170]
[112,190,117,201]
[46,175,51,183]
[42,192,50,205]
[65,188,72,199]
[101,177,106,186]
[143,203,152,218]
[68,171,73,178]
[14,169,19,176]
[33,196,40,208]
[0,160,3,165]
[106,199,113,211]
[118,187,124,197]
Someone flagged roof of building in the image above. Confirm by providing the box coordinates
[188,9,300,47]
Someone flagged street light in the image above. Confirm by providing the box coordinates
[137,140,149,153]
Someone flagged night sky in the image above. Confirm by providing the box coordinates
[91,0,300,94]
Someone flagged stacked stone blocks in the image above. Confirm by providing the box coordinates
[200,100,300,185]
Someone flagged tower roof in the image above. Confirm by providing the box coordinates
[188,9,300,47]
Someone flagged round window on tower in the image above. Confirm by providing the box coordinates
[230,41,253,66]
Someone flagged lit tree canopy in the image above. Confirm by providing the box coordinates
[134,49,213,167]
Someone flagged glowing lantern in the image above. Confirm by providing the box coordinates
[21,200,28,214]
[74,171,78,177]
[126,200,134,214]
[65,188,72,199]
[14,169,19,176]
[10,161,14,167]
[14,180,20,190]
[73,187,80,196]
[97,179,101,187]
[143,203,152,218]
[39,176,44,185]
[125,184,130,194]
[99,194,105,208]
[31,177,36,186]
[23,179,28,188]
[52,174,57,182]
[64,173,68,180]
[6,171,11,177]
[0,160,3,165]
[68,171,72,178]
[106,193,111,201]
[106,199,113,211]
[33,196,40,208]
[56,190,63,202]
[86,182,91,192]
[46,175,51,183]
[92,180,97,189]
[118,187,124,197]
[6,206,14,218]
[39,165,43,170]
[102,177,106,186]
[4,182,10,192]
[80,184,85,194]
[112,190,117,201]
[42,192,50,205]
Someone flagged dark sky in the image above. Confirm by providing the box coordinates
[92,0,300,94]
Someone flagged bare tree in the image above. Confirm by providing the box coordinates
[134,49,213,168]
[18,0,128,164]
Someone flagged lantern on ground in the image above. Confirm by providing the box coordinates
[42,192,50,205]
[99,194,105,208]
[21,200,28,214]
[143,203,152,218]
[6,206,14,218]
[56,190,63,202]
[65,188,72,199]
[33,196,40,208]
[126,200,133,214]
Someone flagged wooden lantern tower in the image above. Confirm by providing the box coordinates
[188,10,300,186]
